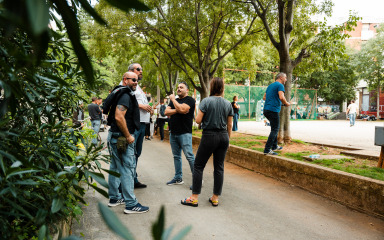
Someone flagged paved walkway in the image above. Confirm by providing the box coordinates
[71,131,384,240]
[238,120,384,157]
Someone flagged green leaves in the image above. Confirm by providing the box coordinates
[98,202,135,240]
[98,204,191,240]
[0,0,153,239]
[38,225,47,240]
[51,197,64,213]
[152,206,166,240]
[106,0,151,12]
[26,0,50,35]
[78,0,108,26]
[52,0,96,86]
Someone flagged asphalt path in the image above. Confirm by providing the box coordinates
[238,119,384,152]
[71,131,384,240]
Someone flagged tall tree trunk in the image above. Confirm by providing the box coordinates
[377,84,380,119]
[278,59,293,143]
[198,72,210,99]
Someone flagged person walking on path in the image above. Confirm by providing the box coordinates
[181,77,233,207]
[88,97,102,145]
[72,101,84,129]
[231,96,240,131]
[156,98,168,141]
[129,63,152,189]
[165,82,196,186]
[262,72,290,156]
[107,71,149,214]
[346,100,358,127]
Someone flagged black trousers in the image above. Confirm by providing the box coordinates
[157,118,166,140]
[263,110,279,153]
[145,123,150,137]
[192,130,229,195]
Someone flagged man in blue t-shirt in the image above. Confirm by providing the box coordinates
[263,72,290,155]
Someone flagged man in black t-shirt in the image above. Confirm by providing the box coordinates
[165,82,196,186]
[107,71,149,214]
[88,97,102,145]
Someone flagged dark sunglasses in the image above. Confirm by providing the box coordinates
[125,77,138,82]
[135,67,143,71]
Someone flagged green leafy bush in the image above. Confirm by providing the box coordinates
[0,17,110,240]
[0,0,151,238]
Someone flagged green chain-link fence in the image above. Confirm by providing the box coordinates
[224,85,317,120]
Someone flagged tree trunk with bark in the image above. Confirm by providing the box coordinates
[278,58,293,143]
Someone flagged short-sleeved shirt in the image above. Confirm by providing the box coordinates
[88,103,102,120]
[110,93,140,134]
[348,103,358,114]
[231,101,239,114]
[134,84,150,123]
[264,81,285,113]
[168,96,195,134]
[200,96,233,130]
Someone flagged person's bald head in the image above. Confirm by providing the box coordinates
[122,72,138,91]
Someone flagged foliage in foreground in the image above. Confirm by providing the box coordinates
[0,27,114,239]
[94,204,191,240]
[0,0,149,238]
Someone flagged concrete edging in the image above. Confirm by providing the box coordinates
[163,130,384,218]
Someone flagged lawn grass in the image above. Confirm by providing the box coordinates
[283,152,313,160]
[334,166,384,181]
[291,139,308,145]
[189,129,384,181]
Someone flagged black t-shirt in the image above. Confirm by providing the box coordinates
[88,103,102,120]
[231,101,239,114]
[168,96,195,134]
[110,93,140,134]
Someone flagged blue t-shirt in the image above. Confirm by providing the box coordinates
[264,81,285,113]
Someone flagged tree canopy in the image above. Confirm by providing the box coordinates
[243,0,359,142]
[85,0,264,98]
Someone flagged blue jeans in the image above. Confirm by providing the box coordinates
[107,131,138,208]
[170,133,195,180]
[349,113,356,126]
[263,110,279,153]
[133,123,146,183]
[232,113,239,131]
[91,120,101,145]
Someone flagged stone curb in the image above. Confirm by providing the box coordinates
[161,130,384,219]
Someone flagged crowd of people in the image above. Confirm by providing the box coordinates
[72,67,294,214]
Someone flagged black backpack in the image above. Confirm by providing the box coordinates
[102,86,133,125]
[160,104,166,117]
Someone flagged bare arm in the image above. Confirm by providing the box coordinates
[164,106,177,116]
[278,91,290,106]
[115,105,135,144]
[227,116,233,138]
[263,93,266,100]
[169,94,190,114]
[195,110,204,124]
